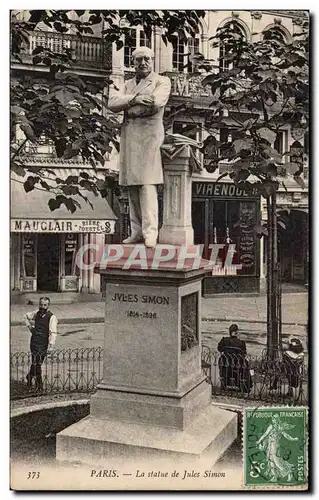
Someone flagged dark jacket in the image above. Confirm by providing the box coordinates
[30,310,53,353]
[217,336,247,356]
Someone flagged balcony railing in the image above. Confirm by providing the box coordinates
[14,30,112,71]
[163,71,212,99]
[12,138,111,165]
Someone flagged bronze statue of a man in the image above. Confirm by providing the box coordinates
[108,47,171,248]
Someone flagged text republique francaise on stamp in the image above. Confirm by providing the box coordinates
[244,407,308,488]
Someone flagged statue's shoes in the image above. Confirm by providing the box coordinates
[144,236,157,248]
[122,236,143,244]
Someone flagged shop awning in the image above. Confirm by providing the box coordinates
[10,175,117,234]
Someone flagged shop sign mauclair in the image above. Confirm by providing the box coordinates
[11,219,115,234]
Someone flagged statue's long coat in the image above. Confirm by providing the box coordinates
[108,72,171,186]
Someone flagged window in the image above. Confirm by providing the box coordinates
[274,130,288,155]
[124,29,151,68]
[173,121,202,161]
[304,131,309,155]
[172,36,200,73]
[173,121,201,141]
[219,127,242,156]
[192,200,206,247]
[274,132,283,155]
[219,22,245,71]
[64,234,79,276]
[22,235,36,277]
[263,28,286,43]
[290,140,304,177]
[211,200,240,246]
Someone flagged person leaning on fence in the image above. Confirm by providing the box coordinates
[217,324,252,393]
[24,297,57,391]
[284,337,305,397]
[270,337,305,398]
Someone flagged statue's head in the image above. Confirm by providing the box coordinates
[132,46,154,78]
[271,414,280,427]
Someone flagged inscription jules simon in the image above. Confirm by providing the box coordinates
[111,293,170,305]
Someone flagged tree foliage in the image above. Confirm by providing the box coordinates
[199,18,309,354]
[11,9,205,212]
[200,19,308,198]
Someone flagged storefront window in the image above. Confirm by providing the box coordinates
[22,235,36,277]
[209,200,257,275]
[64,234,79,276]
[210,200,239,241]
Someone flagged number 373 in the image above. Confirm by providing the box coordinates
[27,472,40,479]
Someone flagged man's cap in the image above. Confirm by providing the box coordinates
[132,46,154,59]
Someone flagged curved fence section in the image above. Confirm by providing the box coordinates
[11,346,308,405]
[11,348,103,399]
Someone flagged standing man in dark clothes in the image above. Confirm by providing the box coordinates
[24,297,57,391]
[217,324,252,392]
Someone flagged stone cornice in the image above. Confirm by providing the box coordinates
[261,10,307,19]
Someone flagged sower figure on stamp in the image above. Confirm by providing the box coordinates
[108,47,171,248]
[25,297,57,391]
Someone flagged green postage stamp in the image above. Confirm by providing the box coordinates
[244,407,308,488]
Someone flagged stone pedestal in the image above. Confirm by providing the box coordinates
[56,147,237,468]
[159,146,194,245]
[57,257,237,466]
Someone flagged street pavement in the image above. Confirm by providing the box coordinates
[10,320,308,358]
[10,292,308,326]
[10,292,308,358]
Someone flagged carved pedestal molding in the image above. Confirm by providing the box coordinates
[159,145,194,245]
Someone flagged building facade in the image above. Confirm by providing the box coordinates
[10,10,308,297]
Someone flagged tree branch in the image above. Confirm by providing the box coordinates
[10,139,28,162]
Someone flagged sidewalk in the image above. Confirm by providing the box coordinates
[10,292,308,327]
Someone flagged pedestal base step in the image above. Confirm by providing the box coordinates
[56,403,237,468]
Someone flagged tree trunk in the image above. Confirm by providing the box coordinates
[271,191,279,356]
[266,191,280,359]
[266,197,273,356]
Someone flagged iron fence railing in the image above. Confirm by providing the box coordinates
[201,345,308,405]
[11,348,103,399]
[10,346,308,405]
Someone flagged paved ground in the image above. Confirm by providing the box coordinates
[10,320,308,358]
[10,292,308,357]
[11,292,308,326]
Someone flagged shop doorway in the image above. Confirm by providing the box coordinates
[278,209,308,284]
[37,234,60,291]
